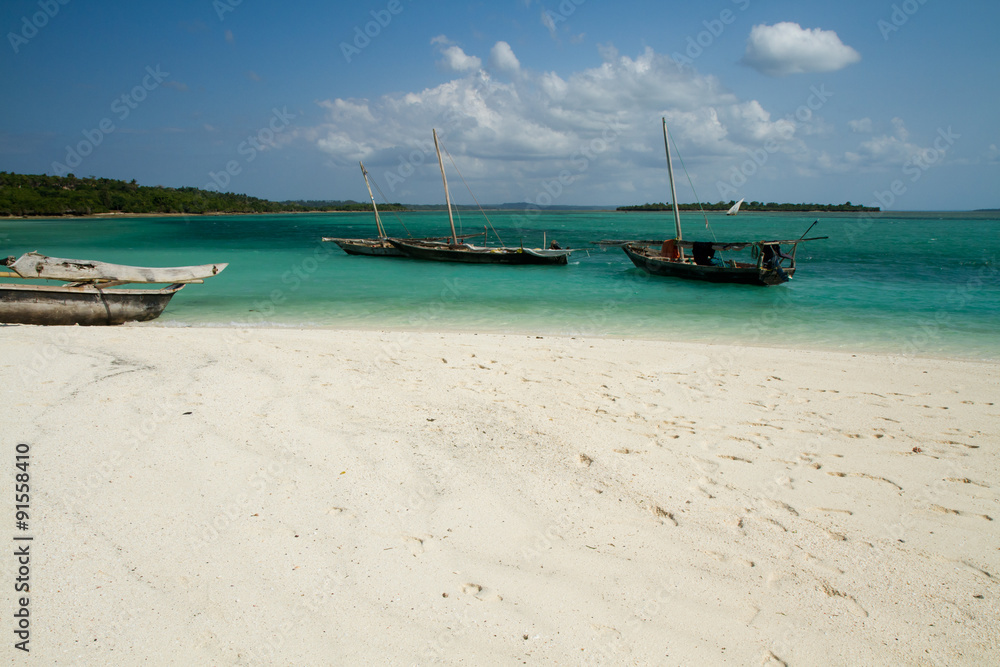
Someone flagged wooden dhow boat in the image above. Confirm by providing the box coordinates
[620,119,825,286]
[385,129,573,266]
[0,252,227,325]
[322,162,407,256]
[322,162,485,256]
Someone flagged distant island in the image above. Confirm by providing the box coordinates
[0,172,406,217]
[1,172,882,217]
[618,201,879,213]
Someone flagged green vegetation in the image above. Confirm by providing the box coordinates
[0,172,880,217]
[0,172,406,217]
[618,200,879,212]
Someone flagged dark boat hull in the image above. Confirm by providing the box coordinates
[0,283,183,325]
[622,244,793,286]
[388,240,570,265]
[327,239,406,257]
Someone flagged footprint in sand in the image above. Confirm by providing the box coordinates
[826,471,902,491]
[944,477,989,488]
[459,582,502,601]
[650,505,678,526]
[761,517,788,533]
[761,651,787,667]
[801,551,845,576]
[928,505,992,521]
[703,550,755,568]
[690,478,716,499]
[818,581,869,617]
[403,535,428,556]
[759,498,799,517]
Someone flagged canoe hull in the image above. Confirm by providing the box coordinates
[622,244,793,286]
[6,252,227,283]
[388,240,570,265]
[0,283,182,325]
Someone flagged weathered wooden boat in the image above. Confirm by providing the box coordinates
[388,238,571,265]
[622,237,814,286]
[321,162,485,257]
[620,119,824,286]
[0,252,227,325]
[323,236,403,256]
[385,129,572,266]
[322,162,408,256]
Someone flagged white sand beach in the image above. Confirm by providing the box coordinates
[2,326,998,665]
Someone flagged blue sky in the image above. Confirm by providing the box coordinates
[1,0,997,209]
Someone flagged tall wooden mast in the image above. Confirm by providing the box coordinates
[662,118,683,242]
[433,129,458,245]
[359,161,385,238]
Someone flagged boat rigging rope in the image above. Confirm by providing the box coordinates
[370,175,413,237]
[442,143,506,247]
[669,132,731,264]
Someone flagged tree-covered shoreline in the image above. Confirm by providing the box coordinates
[618,200,880,213]
[0,173,406,217]
[1,172,881,217]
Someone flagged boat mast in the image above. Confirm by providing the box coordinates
[662,118,683,242]
[359,161,386,238]
[433,129,458,245]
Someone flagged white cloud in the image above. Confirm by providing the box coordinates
[305,45,815,204]
[438,44,482,72]
[489,41,520,74]
[841,117,930,170]
[848,118,873,133]
[742,22,860,77]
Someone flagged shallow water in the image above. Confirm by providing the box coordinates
[3,210,998,360]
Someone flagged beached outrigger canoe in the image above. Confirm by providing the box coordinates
[0,252,227,325]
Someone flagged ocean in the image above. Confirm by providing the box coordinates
[2,210,998,360]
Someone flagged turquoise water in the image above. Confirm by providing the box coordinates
[2,210,998,360]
